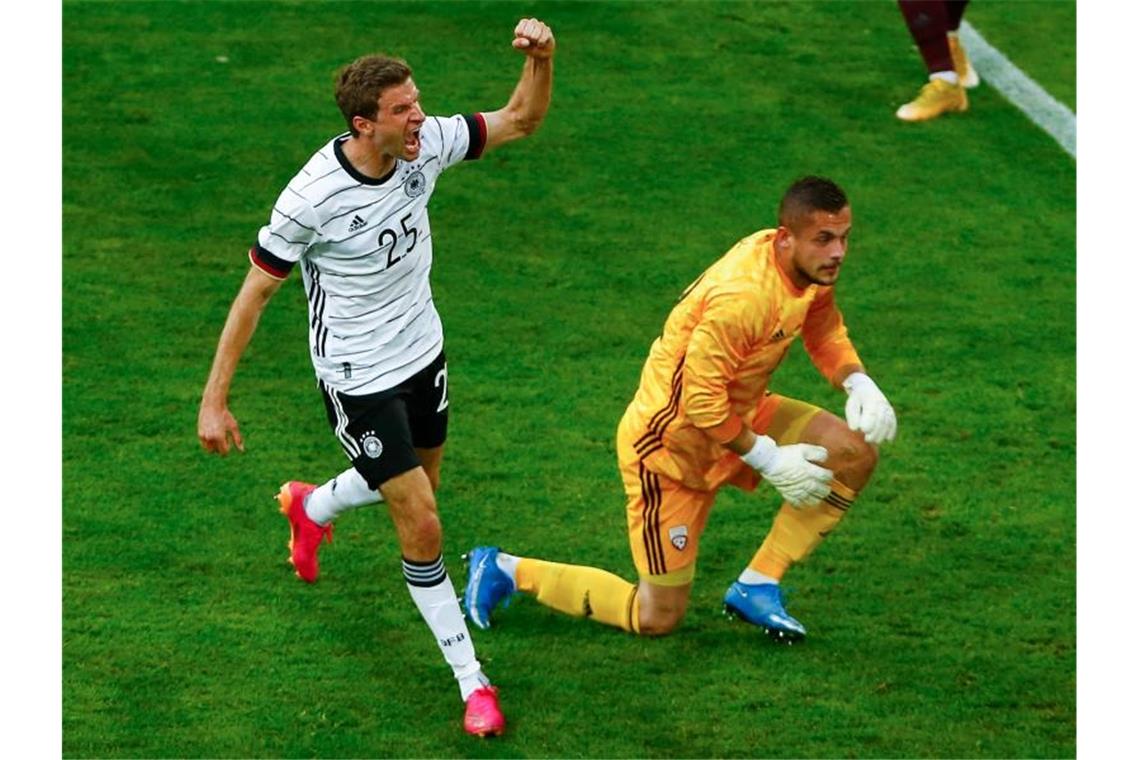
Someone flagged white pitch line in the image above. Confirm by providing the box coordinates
[959,20,1076,158]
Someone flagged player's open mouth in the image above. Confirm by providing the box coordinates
[405,128,421,153]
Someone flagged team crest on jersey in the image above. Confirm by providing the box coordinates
[361,431,384,459]
[669,525,689,551]
[404,170,426,198]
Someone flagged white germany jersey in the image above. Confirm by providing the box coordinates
[250,113,486,395]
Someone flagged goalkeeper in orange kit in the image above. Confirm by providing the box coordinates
[464,176,896,642]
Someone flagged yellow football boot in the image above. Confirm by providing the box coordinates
[895,78,968,122]
[949,33,980,88]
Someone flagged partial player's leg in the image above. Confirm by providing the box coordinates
[381,351,503,737]
[895,1,969,121]
[464,546,645,632]
[277,353,453,583]
[899,1,955,79]
[416,444,445,493]
[945,0,979,88]
[635,579,694,636]
[464,453,713,637]
[291,352,500,736]
[464,552,695,636]
[277,380,387,583]
[726,395,878,642]
[278,466,383,582]
[284,396,442,584]
[379,461,503,737]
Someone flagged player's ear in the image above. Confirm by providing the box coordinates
[774,226,791,248]
[352,114,373,136]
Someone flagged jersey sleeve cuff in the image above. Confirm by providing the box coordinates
[463,113,487,160]
[698,414,743,445]
[249,244,294,280]
[818,348,864,386]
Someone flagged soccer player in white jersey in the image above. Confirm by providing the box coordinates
[197,17,555,738]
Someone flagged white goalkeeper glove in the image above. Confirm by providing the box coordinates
[842,372,897,444]
[741,435,833,507]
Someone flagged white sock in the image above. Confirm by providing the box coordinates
[403,555,489,702]
[495,551,520,584]
[738,568,781,586]
[304,467,381,526]
[930,70,959,85]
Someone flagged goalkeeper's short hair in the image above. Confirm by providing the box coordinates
[778,176,849,231]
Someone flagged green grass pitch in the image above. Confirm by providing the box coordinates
[63,1,1075,757]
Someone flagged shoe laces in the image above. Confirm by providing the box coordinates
[768,583,793,609]
[466,686,501,716]
[916,79,954,104]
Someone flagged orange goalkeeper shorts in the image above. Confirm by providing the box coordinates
[618,393,823,586]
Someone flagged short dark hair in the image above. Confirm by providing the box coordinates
[778,176,849,231]
[335,55,413,136]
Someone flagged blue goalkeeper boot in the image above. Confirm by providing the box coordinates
[723,581,807,644]
[463,546,515,630]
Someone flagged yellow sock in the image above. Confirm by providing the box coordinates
[750,480,857,580]
[516,558,640,633]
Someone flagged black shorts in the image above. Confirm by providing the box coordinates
[319,350,449,489]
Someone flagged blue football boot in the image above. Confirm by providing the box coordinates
[463,546,516,630]
[723,581,807,644]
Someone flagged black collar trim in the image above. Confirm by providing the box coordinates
[334,136,398,186]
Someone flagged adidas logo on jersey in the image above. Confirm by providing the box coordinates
[348,214,366,232]
[769,328,787,343]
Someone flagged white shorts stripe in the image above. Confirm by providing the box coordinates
[322,380,361,458]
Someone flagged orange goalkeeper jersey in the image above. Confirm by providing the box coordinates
[619,229,862,491]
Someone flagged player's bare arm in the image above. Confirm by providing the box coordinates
[482,18,555,152]
[197,266,284,455]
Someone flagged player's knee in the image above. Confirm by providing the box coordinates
[408,506,442,547]
[638,607,684,636]
[851,433,879,477]
[388,491,443,553]
[636,585,689,636]
[829,428,878,483]
[847,431,879,469]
